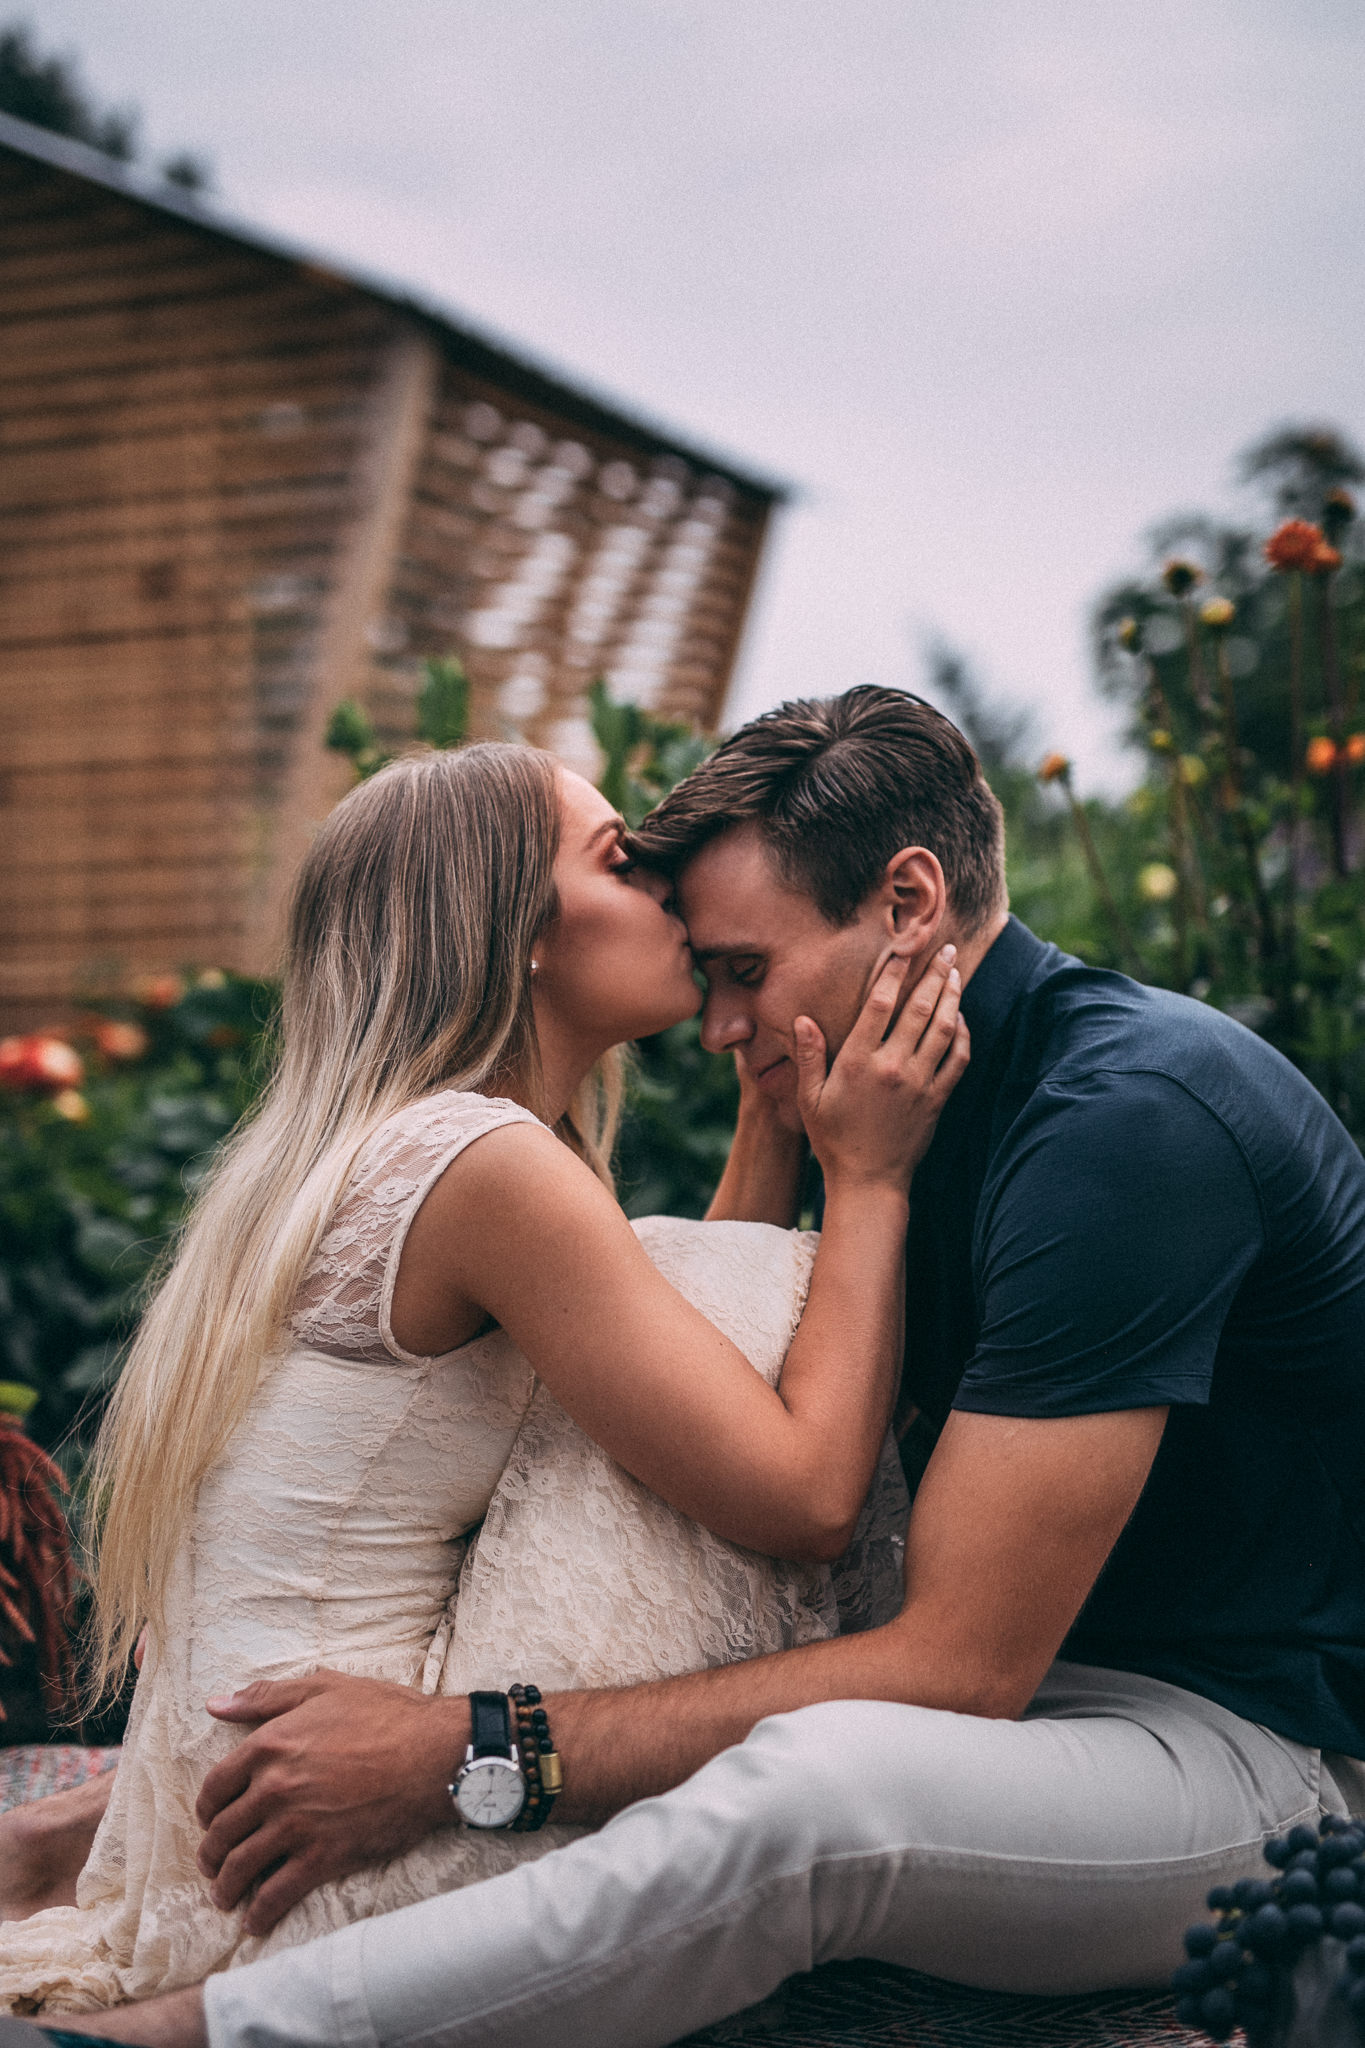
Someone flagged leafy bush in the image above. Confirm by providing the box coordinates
[1062,428,1364,1140]
[0,975,274,1466]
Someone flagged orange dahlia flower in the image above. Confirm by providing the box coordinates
[1265,520,1326,572]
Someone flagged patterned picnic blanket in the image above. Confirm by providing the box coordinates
[0,1744,119,1812]
[2,1746,1190,2046]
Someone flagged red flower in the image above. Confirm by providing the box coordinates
[0,1035,84,1092]
[133,973,185,1010]
[1265,520,1327,572]
[93,1019,149,1062]
[1306,736,1338,775]
[1344,733,1365,766]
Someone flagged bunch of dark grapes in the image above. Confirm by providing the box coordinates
[1173,1814,1365,2044]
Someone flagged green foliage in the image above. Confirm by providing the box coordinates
[417,658,471,751]
[588,680,712,827]
[0,976,275,1462]
[1080,427,1365,1139]
[324,698,387,779]
[615,1024,739,1220]
[326,657,471,782]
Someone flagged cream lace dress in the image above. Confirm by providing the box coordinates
[0,1091,908,2013]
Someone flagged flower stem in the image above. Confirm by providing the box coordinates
[1215,636,1280,979]
[1063,781,1144,976]
[1317,569,1351,877]
[1184,599,1216,717]
[1144,663,1208,981]
[1287,572,1306,916]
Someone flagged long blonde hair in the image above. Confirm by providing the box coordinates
[85,742,623,1701]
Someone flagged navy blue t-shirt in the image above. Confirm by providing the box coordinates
[904,917,1365,1756]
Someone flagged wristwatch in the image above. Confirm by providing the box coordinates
[451,1691,527,1830]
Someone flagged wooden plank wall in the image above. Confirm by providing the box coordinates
[372,361,774,778]
[0,148,402,1018]
[0,139,779,1023]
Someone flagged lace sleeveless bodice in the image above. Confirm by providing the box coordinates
[289,1089,544,1365]
[0,1091,909,2014]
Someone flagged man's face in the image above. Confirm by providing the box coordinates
[678,824,892,1129]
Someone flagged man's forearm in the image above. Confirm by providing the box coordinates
[546,1623,909,1824]
[706,1102,808,1226]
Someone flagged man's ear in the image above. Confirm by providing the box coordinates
[881,847,948,956]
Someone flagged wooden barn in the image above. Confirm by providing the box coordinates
[0,112,785,1024]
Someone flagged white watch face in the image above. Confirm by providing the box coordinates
[457,1758,525,1829]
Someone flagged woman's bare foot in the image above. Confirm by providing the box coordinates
[0,1771,115,1921]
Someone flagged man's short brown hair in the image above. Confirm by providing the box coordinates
[629,685,1006,931]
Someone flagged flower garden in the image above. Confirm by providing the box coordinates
[1,426,1362,1736]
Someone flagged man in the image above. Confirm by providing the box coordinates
[11,686,1365,2048]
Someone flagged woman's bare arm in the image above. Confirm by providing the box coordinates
[407,951,966,1563]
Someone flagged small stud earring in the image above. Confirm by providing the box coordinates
[530,959,539,976]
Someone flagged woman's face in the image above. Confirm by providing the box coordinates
[532,770,701,1055]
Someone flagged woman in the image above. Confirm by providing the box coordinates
[0,742,966,2012]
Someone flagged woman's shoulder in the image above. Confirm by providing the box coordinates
[337,1090,546,1232]
[358,1089,544,1171]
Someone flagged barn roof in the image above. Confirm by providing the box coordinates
[0,107,790,503]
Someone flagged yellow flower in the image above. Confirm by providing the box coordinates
[1038,752,1071,784]
[1200,597,1235,630]
[1138,863,1179,903]
[1178,754,1208,787]
[51,1088,91,1123]
[1150,728,1174,751]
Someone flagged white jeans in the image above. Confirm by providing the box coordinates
[204,1663,1363,2048]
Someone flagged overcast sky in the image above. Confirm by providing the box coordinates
[31,0,1365,789]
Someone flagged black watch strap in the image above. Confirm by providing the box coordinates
[469,1690,514,1758]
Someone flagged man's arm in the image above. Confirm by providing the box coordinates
[705,1070,808,1226]
[197,1403,1165,1933]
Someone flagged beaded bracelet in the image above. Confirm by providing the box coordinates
[509,1683,562,1831]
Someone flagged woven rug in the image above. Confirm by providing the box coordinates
[1,1748,1192,2046]
[0,1743,120,1812]
[677,1959,1193,2046]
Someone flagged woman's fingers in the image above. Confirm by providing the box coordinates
[907,965,962,1071]
[931,1014,971,1091]
[841,949,914,1059]
[883,945,958,1060]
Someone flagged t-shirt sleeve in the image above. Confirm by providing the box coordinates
[952,1069,1264,1418]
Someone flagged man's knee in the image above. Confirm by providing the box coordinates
[712,1700,926,1863]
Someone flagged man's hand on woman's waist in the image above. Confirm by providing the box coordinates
[198,1672,468,1934]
